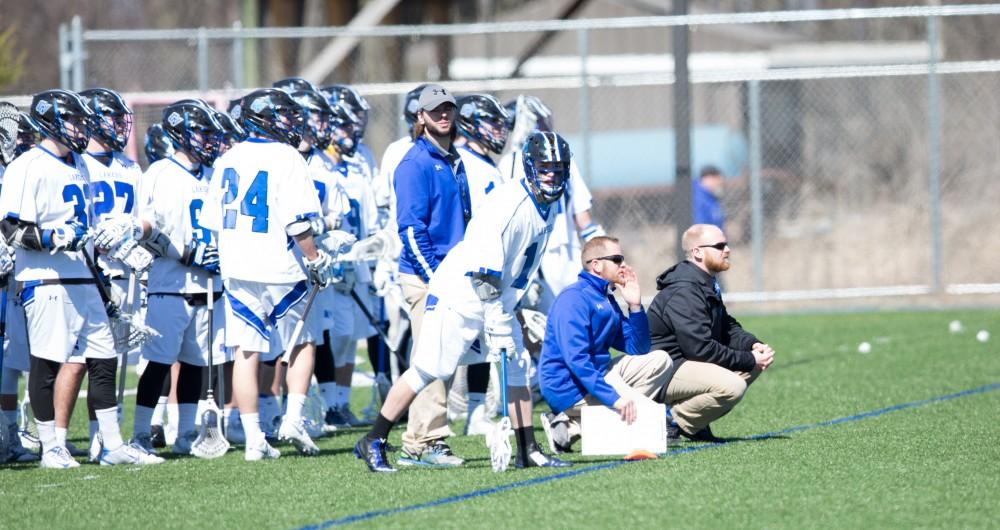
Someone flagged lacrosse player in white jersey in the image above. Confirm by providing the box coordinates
[355,131,575,473]
[203,88,345,461]
[94,99,228,458]
[450,93,513,436]
[499,96,606,308]
[0,89,160,467]
[0,101,38,463]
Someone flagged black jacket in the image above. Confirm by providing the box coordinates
[648,260,758,373]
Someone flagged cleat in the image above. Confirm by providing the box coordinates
[129,434,159,456]
[515,442,573,469]
[244,437,281,461]
[397,440,464,468]
[681,425,725,444]
[88,433,103,463]
[6,424,38,462]
[277,419,320,456]
[539,412,573,454]
[172,431,197,455]
[19,429,40,452]
[100,443,165,465]
[353,436,396,473]
[325,405,369,428]
[149,424,167,448]
[40,446,80,469]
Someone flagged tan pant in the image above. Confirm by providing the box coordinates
[399,273,453,454]
[663,360,761,434]
[561,350,674,441]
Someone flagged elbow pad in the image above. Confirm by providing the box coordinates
[471,271,502,302]
[285,219,312,238]
[1,218,45,251]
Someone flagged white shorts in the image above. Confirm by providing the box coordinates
[20,282,116,364]
[224,279,313,361]
[323,289,355,338]
[410,301,530,386]
[3,287,30,372]
[141,292,230,367]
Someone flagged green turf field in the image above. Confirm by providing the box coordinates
[1,308,998,529]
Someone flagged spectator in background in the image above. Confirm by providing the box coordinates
[646,224,774,443]
[692,165,725,230]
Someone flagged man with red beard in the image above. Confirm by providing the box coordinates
[647,224,775,443]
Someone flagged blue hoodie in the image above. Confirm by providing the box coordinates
[394,136,471,282]
[539,271,651,414]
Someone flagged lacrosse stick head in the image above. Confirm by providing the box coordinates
[0,102,18,166]
[520,308,547,344]
[191,408,230,459]
[488,416,513,473]
[341,230,389,262]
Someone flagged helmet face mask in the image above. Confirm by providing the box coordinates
[144,123,174,163]
[456,94,511,154]
[212,111,245,156]
[80,88,133,152]
[321,85,370,137]
[30,89,94,154]
[328,101,361,157]
[290,89,334,151]
[240,89,305,147]
[15,113,40,158]
[162,100,224,166]
[522,131,571,204]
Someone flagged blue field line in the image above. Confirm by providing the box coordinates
[298,382,1000,530]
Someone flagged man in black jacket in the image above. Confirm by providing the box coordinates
[648,224,774,442]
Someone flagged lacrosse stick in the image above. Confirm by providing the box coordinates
[81,249,159,350]
[519,308,548,344]
[337,230,390,262]
[488,348,513,472]
[348,289,396,357]
[114,272,138,422]
[362,297,392,423]
[0,284,11,462]
[0,102,18,166]
[280,286,320,363]
[191,276,230,459]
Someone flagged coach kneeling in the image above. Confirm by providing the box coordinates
[538,236,673,453]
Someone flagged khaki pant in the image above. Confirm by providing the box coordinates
[663,360,761,434]
[399,273,454,455]
[561,350,673,441]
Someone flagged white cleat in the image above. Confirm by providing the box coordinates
[129,433,158,456]
[278,419,320,456]
[172,431,197,455]
[88,433,103,463]
[40,446,81,469]
[244,437,281,462]
[100,443,165,466]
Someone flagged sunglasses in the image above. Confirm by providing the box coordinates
[589,254,625,265]
[698,242,729,251]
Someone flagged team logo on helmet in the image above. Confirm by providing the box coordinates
[460,102,475,119]
[167,111,183,127]
[250,97,268,114]
[406,99,420,115]
[34,100,52,115]
[230,104,241,120]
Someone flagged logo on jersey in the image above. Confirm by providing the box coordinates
[434,164,443,171]
[34,100,52,115]
[167,111,184,127]
[596,303,604,310]
[250,97,269,113]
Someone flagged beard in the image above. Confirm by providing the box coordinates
[707,253,731,274]
[424,118,453,139]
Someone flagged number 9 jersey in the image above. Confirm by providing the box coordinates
[203,138,322,283]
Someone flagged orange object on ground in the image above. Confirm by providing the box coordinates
[623,449,658,461]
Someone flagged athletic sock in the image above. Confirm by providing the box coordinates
[367,413,394,441]
[96,407,124,450]
[194,400,209,427]
[241,412,263,444]
[515,426,536,461]
[55,426,68,448]
[152,396,167,426]
[285,393,306,424]
[37,420,57,452]
[177,403,197,436]
[133,405,155,437]
[167,403,179,429]
[334,385,350,408]
[319,382,338,409]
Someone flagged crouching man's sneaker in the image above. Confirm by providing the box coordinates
[354,435,396,473]
[540,412,574,454]
[515,442,573,469]
[398,440,464,468]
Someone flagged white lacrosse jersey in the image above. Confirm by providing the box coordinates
[336,157,378,242]
[83,151,142,278]
[458,145,504,215]
[306,149,350,220]
[375,136,412,211]
[427,178,555,316]
[0,146,93,281]
[138,157,218,294]
[203,138,321,283]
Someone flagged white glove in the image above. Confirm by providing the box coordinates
[108,238,154,274]
[372,259,393,297]
[0,239,14,278]
[93,216,142,249]
[45,222,90,253]
[483,301,516,361]
[319,229,357,256]
[304,249,334,289]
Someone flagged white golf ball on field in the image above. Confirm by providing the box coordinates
[949,320,963,333]
[857,341,872,354]
[976,330,990,343]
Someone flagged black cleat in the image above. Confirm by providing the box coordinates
[681,425,726,443]
[354,436,397,473]
[515,442,573,469]
[150,424,167,448]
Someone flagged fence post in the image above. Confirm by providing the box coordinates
[232,21,244,89]
[197,27,209,93]
[71,16,84,92]
[58,23,69,89]
[927,15,942,293]
[672,0,692,261]
[577,28,591,183]
[748,79,764,292]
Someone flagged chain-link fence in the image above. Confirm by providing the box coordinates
[52,5,1000,306]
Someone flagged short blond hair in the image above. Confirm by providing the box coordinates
[581,235,620,268]
[681,224,719,256]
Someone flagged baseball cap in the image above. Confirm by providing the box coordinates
[417,84,456,111]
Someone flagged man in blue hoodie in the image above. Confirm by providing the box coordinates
[538,236,673,453]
